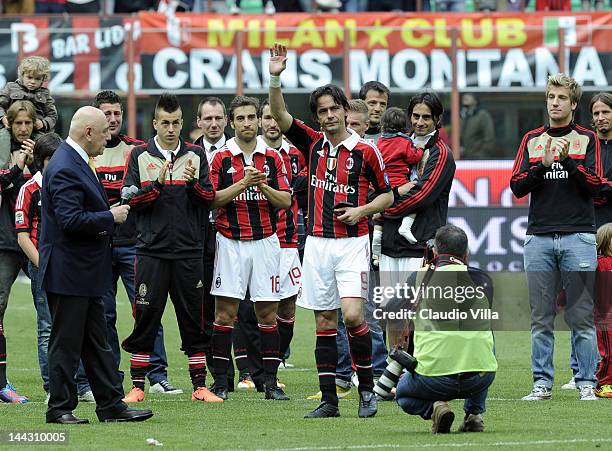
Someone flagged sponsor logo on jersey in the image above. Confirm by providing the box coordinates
[15,211,24,225]
[237,187,267,201]
[310,174,356,195]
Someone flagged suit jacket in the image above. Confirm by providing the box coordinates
[39,141,114,297]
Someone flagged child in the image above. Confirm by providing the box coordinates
[595,223,612,398]
[375,107,428,244]
[0,56,57,133]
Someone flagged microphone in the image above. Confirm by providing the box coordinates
[120,186,139,205]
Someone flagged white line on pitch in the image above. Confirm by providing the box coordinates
[257,438,612,451]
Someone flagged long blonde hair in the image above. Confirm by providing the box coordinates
[596,223,612,257]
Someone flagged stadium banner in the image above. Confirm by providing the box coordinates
[0,12,610,93]
[449,161,527,271]
[448,206,528,272]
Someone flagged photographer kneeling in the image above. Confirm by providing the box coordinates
[394,225,497,434]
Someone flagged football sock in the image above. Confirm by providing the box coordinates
[129,352,150,390]
[277,315,295,361]
[188,352,207,390]
[347,322,374,392]
[315,329,338,406]
[212,323,233,389]
[232,320,250,377]
[258,323,281,387]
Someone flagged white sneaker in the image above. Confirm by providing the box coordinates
[279,361,294,370]
[149,380,183,395]
[351,372,359,388]
[561,377,576,390]
[579,385,598,401]
[78,390,95,403]
[521,385,552,400]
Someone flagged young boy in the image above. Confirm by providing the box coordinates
[0,56,57,133]
[375,107,428,244]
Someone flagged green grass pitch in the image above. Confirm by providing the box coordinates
[1,280,611,450]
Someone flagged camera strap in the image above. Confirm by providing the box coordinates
[403,254,466,338]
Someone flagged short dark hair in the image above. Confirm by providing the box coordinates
[359,81,390,101]
[33,132,62,168]
[380,107,408,134]
[93,90,122,109]
[434,224,468,257]
[359,81,391,100]
[309,84,349,122]
[258,98,270,118]
[590,92,612,114]
[229,96,259,121]
[155,93,181,118]
[197,96,227,119]
[407,91,444,129]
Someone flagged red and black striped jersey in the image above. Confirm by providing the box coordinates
[210,137,291,241]
[92,134,144,205]
[510,123,602,234]
[15,171,42,249]
[92,134,144,246]
[272,137,307,248]
[284,119,390,239]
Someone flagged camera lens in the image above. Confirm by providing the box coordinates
[374,358,403,400]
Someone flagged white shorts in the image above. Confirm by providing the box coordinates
[378,255,423,309]
[279,247,302,299]
[297,235,369,311]
[211,233,281,302]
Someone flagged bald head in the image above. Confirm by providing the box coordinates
[69,106,110,157]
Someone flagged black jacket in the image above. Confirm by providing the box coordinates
[510,123,601,234]
[382,131,456,258]
[594,137,612,228]
[123,138,215,259]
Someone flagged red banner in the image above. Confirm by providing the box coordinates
[0,12,610,93]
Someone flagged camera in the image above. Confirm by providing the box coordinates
[373,347,418,400]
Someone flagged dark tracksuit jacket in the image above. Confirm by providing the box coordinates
[382,130,456,259]
[510,123,602,234]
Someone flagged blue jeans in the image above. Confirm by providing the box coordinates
[396,371,495,420]
[101,245,168,385]
[29,261,90,394]
[524,233,599,389]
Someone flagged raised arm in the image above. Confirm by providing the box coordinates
[268,43,294,133]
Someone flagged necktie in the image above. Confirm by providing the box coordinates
[88,158,98,176]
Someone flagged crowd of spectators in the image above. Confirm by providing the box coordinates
[1,0,610,14]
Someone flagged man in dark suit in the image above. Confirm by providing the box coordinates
[39,106,153,424]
